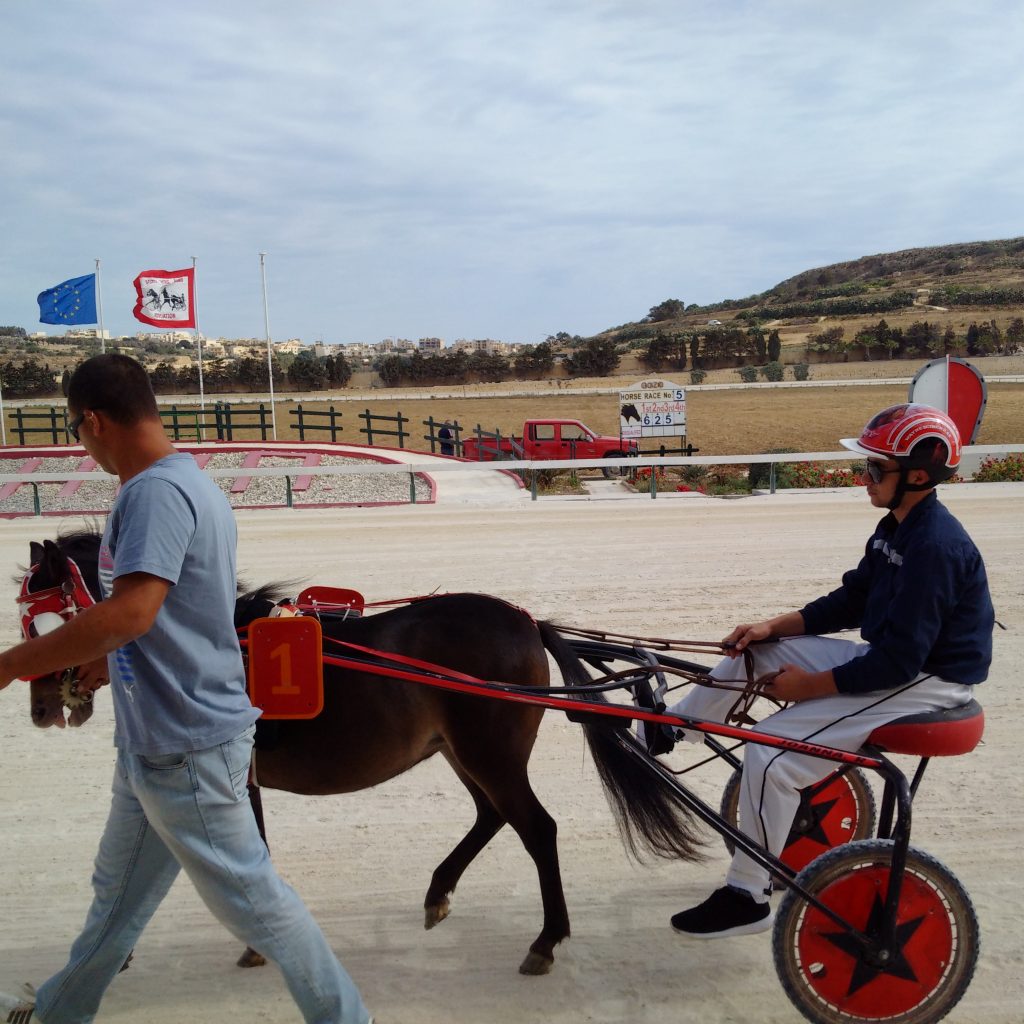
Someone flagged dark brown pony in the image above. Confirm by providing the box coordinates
[19,531,703,975]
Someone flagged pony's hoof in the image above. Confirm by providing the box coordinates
[237,947,267,968]
[424,898,450,930]
[518,951,553,975]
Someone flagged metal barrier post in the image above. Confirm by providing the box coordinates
[770,461,776,494]
[409,471,416,504]
[32,483,41,516]
[531,469,538,501]
[650,467,657,499]
[285,475,293,508]
[295,405,305,441]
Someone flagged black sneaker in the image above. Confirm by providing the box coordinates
[671,885,772,939]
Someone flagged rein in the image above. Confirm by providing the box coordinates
[241,606,786,729]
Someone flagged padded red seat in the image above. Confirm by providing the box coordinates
[867,699,984,757]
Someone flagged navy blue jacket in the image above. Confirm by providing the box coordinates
[799,492,993,694]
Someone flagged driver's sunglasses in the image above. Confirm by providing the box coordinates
[865,461,900,484]
[67,411,86,442]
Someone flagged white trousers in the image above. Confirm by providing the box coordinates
[666,636,973,899]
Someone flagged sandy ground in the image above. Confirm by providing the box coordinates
[1,484,1023,1023]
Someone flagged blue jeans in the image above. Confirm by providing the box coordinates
[34,727,370,1024]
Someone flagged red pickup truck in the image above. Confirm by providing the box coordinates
[460,419,638,477]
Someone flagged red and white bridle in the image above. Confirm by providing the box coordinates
[15,558,97,681]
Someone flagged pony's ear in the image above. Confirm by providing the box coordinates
[29,542,45,566]
[41,539,71,580]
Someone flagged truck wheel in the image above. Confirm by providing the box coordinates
[602,453,630,479]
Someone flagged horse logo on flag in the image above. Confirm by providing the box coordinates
[132,268,196,328]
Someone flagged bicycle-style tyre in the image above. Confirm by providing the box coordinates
[773,839,979,1024]
[720,766,877,872]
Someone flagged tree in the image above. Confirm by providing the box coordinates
[564,337,620,377]
[767,329,782,363]
[513,341,555,379]
[326,350,353,387]
[377,355,403,387]
[288,350,329,390]
[640,331,686,372]
[748,326,767,362]
[149,360,179,393]
[1006,317,1024,351]
[646,298,686,323]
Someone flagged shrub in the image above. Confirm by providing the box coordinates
[759,360,784,382]
[690,368,707,385]
[792,362,810,381]
[775,462,862,489]
[748,448,798,489]
[736,365,758,383]
[972,454,1024,482]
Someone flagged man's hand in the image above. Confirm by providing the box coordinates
[722,621,774,656]
[74,657,110,694]
[761,664,838,702]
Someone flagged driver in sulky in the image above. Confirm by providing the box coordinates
[660,404,994,939]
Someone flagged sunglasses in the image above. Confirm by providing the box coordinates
[865,461,900,484]
[67,412,85,442]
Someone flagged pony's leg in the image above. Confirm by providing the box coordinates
[453,754,569,976]
[424,761,506,929]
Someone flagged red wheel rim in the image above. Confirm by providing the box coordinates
[795,864,957,1018]
[782,775,863,871]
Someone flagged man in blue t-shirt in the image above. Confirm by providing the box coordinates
[660,404,993,940]
[0,354,372,1024]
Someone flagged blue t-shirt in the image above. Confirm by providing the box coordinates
[98,452,260,755]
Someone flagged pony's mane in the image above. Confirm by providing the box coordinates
[234,582,294,629]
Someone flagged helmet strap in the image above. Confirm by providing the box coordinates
[887,466,934,509]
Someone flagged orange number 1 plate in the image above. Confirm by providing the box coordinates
[247,616,324,720]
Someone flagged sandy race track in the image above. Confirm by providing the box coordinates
[2,485,1022,1024]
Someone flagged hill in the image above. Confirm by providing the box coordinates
[598,236,1024,364]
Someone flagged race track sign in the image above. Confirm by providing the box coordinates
[247,616,324,720]
[618,379,686,439]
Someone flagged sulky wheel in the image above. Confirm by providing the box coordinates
[772,839,979,1024]
[720,767,876,873]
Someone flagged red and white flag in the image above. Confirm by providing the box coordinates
[132,268,196,328]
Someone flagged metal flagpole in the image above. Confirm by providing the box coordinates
[95,257,106,353]
[191,256,206,439]
[258,251,278,439]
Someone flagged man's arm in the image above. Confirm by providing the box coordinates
[0,573,171,690]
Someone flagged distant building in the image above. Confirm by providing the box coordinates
[418,337,443,352]
[65,328,112,341]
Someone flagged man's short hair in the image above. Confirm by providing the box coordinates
[67,354,159,424]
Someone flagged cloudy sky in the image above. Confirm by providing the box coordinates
[2,1,1022,346]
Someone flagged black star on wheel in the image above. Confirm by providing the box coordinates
[784,796,839,851]
[821,892,926,996]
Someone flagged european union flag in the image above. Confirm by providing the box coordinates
[37,274,97,325]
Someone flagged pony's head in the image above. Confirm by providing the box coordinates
[15,532,102,728]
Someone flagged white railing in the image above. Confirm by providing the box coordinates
[2,444,1023,513]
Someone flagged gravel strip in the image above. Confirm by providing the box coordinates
[0,452,430,516]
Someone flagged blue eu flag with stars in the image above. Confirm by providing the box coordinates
[37,274,98,325]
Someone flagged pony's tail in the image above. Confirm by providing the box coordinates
[537,621,705,863]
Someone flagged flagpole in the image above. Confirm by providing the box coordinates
[191,256,206,440]
[95,258,106,353]
[0,377,6,446]
[258,252,278,439]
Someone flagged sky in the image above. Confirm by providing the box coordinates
[2,0,1023,346]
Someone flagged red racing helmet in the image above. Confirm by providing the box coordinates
[841,403,962,482]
